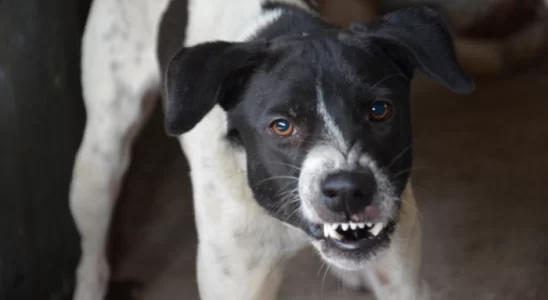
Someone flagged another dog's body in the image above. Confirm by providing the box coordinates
[71,1,472,299]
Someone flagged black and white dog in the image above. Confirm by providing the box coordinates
[70,0,474,299]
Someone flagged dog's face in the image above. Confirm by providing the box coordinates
[227,43,414,268]
[165,7,474,270]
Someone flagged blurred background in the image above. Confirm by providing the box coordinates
[1,0,547,299]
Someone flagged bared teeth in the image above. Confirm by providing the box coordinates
[369,222,385,236]
[323,221,389,240]
[331,229,343,240]
[323,224,343,240]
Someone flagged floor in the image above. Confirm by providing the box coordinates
[105,40,548,300]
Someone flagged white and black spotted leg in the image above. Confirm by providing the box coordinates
[194,218,306,300]
[181,146,308,300]
[69,1,164,299]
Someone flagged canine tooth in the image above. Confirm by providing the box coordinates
[323,225,339,240]
[357,223,366,229]
[331,223,339,230]
[341,223,349,231]
[369,222,384,236]
[350,223,357,230]
[330,229,344,240]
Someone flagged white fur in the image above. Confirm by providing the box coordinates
[299,144,346,223]
[239,8,284,41]
[72,0,428,299]
[316,83,347,152]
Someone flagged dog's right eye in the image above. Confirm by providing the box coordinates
[270,119,295,137]
[369,101,393,122]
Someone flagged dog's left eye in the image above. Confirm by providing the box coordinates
[270,119,295,137]
[369,101,393,121]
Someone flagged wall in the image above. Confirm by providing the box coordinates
[0,0,91,299]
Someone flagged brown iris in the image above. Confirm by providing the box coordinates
[369,101,392,121]
[270,119,295,137]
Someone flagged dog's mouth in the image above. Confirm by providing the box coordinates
[306,220,396,267]
[321,221,395,249]
[319,220,396,250]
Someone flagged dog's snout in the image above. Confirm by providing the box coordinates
[321,170,377,215]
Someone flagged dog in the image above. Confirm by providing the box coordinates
[70,0,474,299]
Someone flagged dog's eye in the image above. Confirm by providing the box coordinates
[270,119,295,137]
[369,101,392,121]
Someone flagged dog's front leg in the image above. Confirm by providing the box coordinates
[191,186,306,300]
[196,237,286,300]
[195,209,306,300]
[180,114,308,300]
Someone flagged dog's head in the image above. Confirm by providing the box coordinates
[165,7,474,270]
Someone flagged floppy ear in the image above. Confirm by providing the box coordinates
[343,6,474,94]
[163,41,267,135]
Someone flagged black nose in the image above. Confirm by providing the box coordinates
[321,170,377,215]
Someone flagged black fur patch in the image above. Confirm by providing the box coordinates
[157,0,188,80]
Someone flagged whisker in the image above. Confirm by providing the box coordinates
[277,186,298,200]
[256,175,298,185]
[275,188,299,201]
[369,72,406,90]
[317,260,327,276]
[392,168,414,179]
[387,144,413,169]
[285,207,302,223]
[265,161,302,171]
[321,264,332,300]
[272,190,301,218]
[392,165,432,179]
[275,182,298,196]
[398,195,423,221]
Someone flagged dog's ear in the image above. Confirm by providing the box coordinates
[164,41,267,135]
[343,6,474,94]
